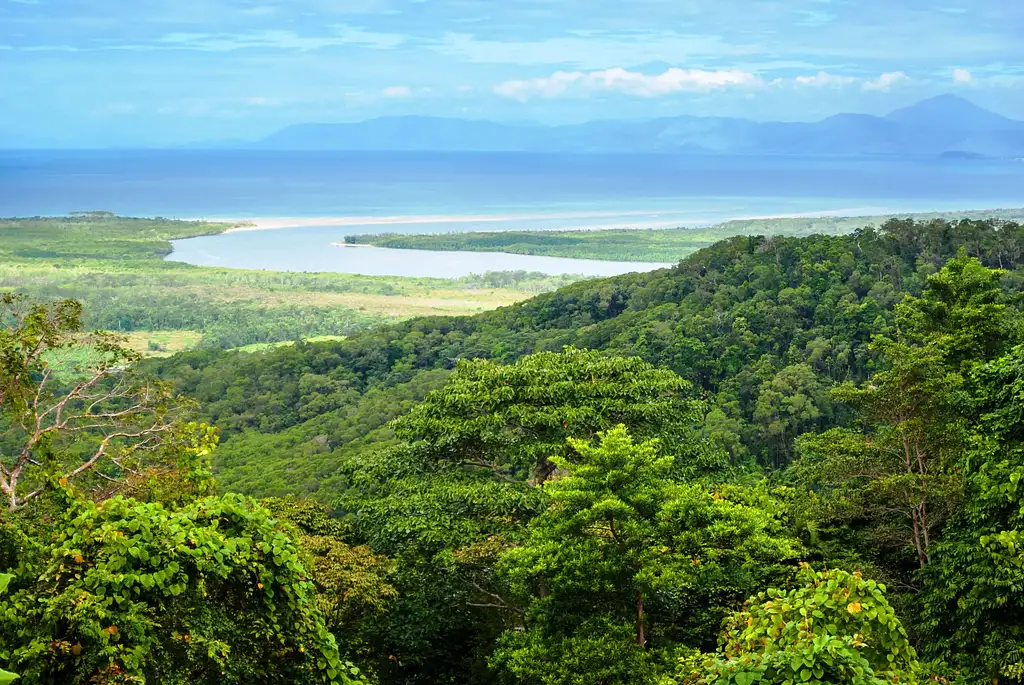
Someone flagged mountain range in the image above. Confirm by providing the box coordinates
[256,95,1024,158]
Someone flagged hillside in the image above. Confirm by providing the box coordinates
[8,215,1024,685]
[149,215,1024,496]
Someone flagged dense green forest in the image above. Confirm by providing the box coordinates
[0,213,581,351]
[346,208,1024,262]
[5,216,1024,684]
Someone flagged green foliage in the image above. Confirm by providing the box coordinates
[688,566,919,685]
[392,346,709,483]
[1,294,186,510]
[491,616,665,685]
[153,218,1024,501]
[0,492,366,685]
[752,363,829,466]
[491,427,800,684]
[794,256,1013,573]
[7,216,1024,684]
[0,572,17,684]
[329,350,710,683]
[789,257,1024,682]
[914,343,1024,683]
[0,214,579,351]
[895,252,1010,368]
[796,339,966,571]
[262,497,398,665]
[346,211,1024,263]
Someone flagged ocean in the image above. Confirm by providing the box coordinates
[3,150,1022,220]
[4,149,1022,276]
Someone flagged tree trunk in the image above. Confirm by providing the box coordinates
[911,508,927,568]
[636,592,646,648]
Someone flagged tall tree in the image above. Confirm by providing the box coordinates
[916,344,1024,683]
[492,427,799,684]
[795,256,1010,570]
[797,340,965,569]
[1,295,181,510]
[391,346,710,484]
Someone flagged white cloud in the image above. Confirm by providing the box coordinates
[381,85,411,98]
[952,67,974,84]
[862,71,909,92]
[794,71,858,87]
[494,67,761,101]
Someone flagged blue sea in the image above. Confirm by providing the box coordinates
[3,150,1023,219]
[3,150,1022,276]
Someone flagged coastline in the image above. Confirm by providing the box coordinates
[210,205,899,235]
[213,209,714,233]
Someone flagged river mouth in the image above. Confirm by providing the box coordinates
[167,226,672,278]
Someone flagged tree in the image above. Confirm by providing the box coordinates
[684,565,920,685]
[391,346,709,485]
[752,364,829,466]
[795,257,1010,570]
[915,344,1024,682]
[262,497,398,668]
[895,252,1008,369]
[1,295,181,510]
[340,349,711,682]
[336,444,544,684]
[492,427,800,684]
[0,490,367,685]
[797,340,965,570]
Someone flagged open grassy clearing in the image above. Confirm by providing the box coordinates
[122,330,205,357]
[0,215,584,349]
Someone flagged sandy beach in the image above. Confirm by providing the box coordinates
[215,209,713,233]
[210,206,892,235]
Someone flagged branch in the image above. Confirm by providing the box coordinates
[459,458,524,484]
[64,425,173,480]
[466,580,525,616]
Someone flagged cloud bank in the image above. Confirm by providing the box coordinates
[494,67,761,100]
[861,71,910,92]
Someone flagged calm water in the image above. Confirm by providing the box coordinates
[4,150,1023,218]
[168,230,671,278]
[3,150,1023,276]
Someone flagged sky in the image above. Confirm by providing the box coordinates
[2,0,1023,146]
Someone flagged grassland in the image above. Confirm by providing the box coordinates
[229,335,349,354]
[346,207,1024,262]
[0,212,584,352]
[10,208,1024,355]
[122,330,206,357]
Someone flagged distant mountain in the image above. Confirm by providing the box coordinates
[254,95,1024,158]
[885,94,1024,132]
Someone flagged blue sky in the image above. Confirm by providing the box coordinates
[2,0,1023,146]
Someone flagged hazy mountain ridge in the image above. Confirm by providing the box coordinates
[257,95,1024,157]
